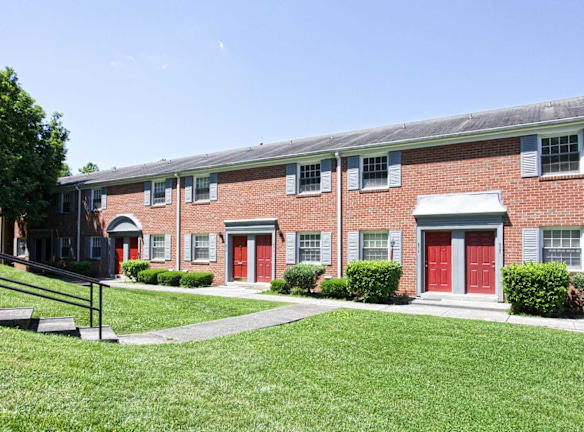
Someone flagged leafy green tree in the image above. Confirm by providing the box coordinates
[60,162,72,177]
[78,162,99,174]
[0,67,69,224]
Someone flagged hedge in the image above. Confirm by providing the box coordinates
[157,271,185,287]
[180,272,214,288]
[137,269,168,285]
[68,261,92,276]
[121,260,150,281]
[270,279,288,294]
[283,264,326,293]
[345,260,402,303]
[321,278,349,298]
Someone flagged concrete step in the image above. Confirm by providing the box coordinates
[30,317,77,336]
[226,281,270,290]
[0,307,34,329]
[420,292,498,302]
[77,326,119,343]
[411,298,510,312]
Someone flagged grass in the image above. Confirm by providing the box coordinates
[0,265,284,334]
[1,308,584,431]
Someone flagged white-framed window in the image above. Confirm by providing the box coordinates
[152,181,166,205]
[361,155,388,189]
[193,234,210,261]
[195,176,210,201]
[542,228,582,270]
[540,133,581,175]
[361,231,389,261]
[60,237,73,259]
[298,233,321,263]
[92,188,103,210]
[61,192,72,213]
[16,238,27,257]
[151,235,165,260]
[90,237,102,259]
[298,163,321,193]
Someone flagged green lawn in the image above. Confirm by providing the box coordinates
[1,308,584,431]
[0,265,284,334]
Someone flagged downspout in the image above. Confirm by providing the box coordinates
[75,186,81,262]
[335,151,342,278]
[175,173,181,271]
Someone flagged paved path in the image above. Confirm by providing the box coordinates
[104,280,584,334]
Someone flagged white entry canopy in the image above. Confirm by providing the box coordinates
[413,191,507,218]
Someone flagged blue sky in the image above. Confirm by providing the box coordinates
[1,0,583,173]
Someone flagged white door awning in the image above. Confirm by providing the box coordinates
[413,191,507,218]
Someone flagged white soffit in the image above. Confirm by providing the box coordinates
[413,191,507,217]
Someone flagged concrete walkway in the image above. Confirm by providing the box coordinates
[104,280,584,334]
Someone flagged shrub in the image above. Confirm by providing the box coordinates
[68,261,92,276]
[137,269,168,285]
[321,278,349,298]
[345,260,402,303]
[283,264,326,293]
[180,272,214,288]
[42,260,64,269]
[157,271,185,287]
[569,272,584,311]
[502,261,570,317]
[270,279,288,294]
[121,260,150,281]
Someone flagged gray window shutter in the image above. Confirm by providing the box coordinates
[390,231,402,265]
[84,237,90,259]
[144,182,151,206]
[209,234,217,262]
[320,159,332,193]
[522,228,540,263]
[165,179,173,205]
[348,231,359,262]
[185,176,193,203]
[210,173,218,201]
[321,232,332,265]
[143,235,150,260]
[184,234,192,261]
[69,238,75,260]
[84,189,91,210]
[101,187,107,210]
[347,156,360,190]
[286,163,297,195]
[520,135,539,178]
[388,151,402,188]
[70,191,77,213]
[286,232,296,264]
[101,237,107,259]
[164,234,172,261]
[12,238,17,256]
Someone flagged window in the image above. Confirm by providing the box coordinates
[151,235,165,260]
[152,181,166,205]
[60,237,72,259]
[16,239,27,257]
[362,232,389,261]
[299,163,321,193]
[362,156,388,189]
[541,134,580,174]
[61,192,72,213]
[193,234,209,261]
[92,188,102,210]
[543,229,581,269]
[298,233,321,263]
[195,176,210,201]
[90,237,102,259]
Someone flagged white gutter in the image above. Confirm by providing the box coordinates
[335,151,342,278]
[75,186,81,262]
[175,173,181,271]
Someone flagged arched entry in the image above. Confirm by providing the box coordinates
[106,214,143,276]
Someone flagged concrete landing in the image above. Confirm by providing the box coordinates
[31,317,77,335]
[0,307,33,328]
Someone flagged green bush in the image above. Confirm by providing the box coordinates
[157,271,185,287]
[321,278,349,298]
[180,272,214,288]
[345,260,402,303]
[283,264,326,293]
[68,261,92,276]
[270,279,288,294]
[137,269,168,285]
[121,260,150,281]
[502,262,570,317]
[571,273,584,311]
[42,260,64,269]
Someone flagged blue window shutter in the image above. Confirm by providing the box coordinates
[347,156,360,190]
[164,235,172,261]
[286,163,297,195]
[84,237,90,259]
[165,179,173,205]
[210,173,218,201]
[84,189,91,211]
[521,135,539,177]
[348,232,359,262]
[144,182,151,206]
[522,228,540,263]
[388,151,402,188]
[184,234,192,261]
[143,235,150,260]
[101,237,107,259]
[286,232,296,264]
[320,159,332,193]
[101,187,107,210]
[209,234,217,262]
[321,232,332,265]
[390,231,402,264]
[185,176,193,203]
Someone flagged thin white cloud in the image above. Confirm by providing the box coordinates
[126,55,135,61]
[109,61,118,67]
[161,64,169,70]
[218,41,225,51]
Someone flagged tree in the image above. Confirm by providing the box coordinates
[78,162,99,174]
[0,67,69,224]
[60,162,72,177]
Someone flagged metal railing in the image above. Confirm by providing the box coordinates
[0,252,109,340]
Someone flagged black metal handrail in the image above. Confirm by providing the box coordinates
[0,252,109,340]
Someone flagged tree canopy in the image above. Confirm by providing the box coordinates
[78,162,99,174]
[0,67,69,224]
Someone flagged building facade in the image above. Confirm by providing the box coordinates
[14,97,584,301]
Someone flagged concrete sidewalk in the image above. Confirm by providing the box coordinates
[104,280,584,333]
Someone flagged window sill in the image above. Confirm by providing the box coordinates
[150,259,166,263]
[89,258,102,261]
[190,261,210,266]
[192,200,211,205]
[296,192,322,198]
[359,187,389,194]
[151,204,167,208]
[539,173,584,181]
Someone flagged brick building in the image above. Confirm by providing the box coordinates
[13,96,584,301]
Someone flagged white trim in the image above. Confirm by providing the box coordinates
[193,175,211,202]
[151,180,166,206]
[297,231,322,264]
[60,237,73,259]
[89,236,102,259]
[91,187,103,211]
[538,129,584,177]
[540,226,584,271]
[192,233,211,262]
[60,191,72,213]
[359,230,390,260]
[359,153,389,191]
[297,161,322,194]
[150,234,166,261]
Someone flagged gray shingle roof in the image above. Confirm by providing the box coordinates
[58,96,584,187]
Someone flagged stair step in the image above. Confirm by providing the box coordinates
[31,317,77,335]
[77,326,119,343]
[0,307,34,329]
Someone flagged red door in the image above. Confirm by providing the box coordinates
[425,232,452,292]
[256,235,272,283]
[129,237,139,260]
[115,238,124,274]
[466,231,495,294]
[232,236,248,281]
